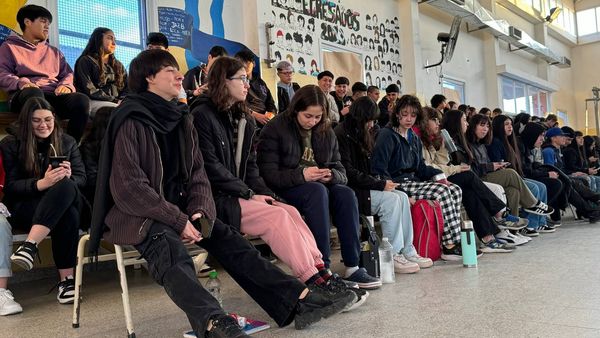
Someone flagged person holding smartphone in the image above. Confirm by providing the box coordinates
[0,97,86,305]
[258,85,382,289]
[191,57,366,309]
[335,97,433,272]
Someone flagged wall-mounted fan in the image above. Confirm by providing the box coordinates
[424,16,462,69]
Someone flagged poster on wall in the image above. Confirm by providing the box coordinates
[268,0,402,91]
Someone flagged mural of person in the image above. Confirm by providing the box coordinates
[307,17,315,32]
[297,15,305,29]
[379,23,386,38]
[368,38,374,51]
[376,76,381,89]
[276,30,284,47]
[383,39,389,54]
[293,32,303,52]
[366,72,372,86]
[374,56,380,71]
[279,13,286,26]
[398,63,403,76]
[364,55,372,71]
[286,54,294,65]
[362,36,368,50]
[381,77,387,89]
[395,50,400,62]
[357,34,363,48]
[386,60,391,72]
[304,34,313,54]
[396,80,402,89]
[366,14,372,30]
[374,29,380,43]
[390,47,395,58]
[378,45,383,59]
[275,50,282,62]
[373,14,378,25]
[297,57,307,75]
[392,63,397,75]
[310,59,319,76]
[387,75,392,84]
[287,11,295,30]
[350,33,356,46]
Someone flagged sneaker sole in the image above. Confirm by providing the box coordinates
[480,247,514,253]
[58,296,75,304]
[10,256,33,271]
[294,292,356,330]
[523,209,553,216]
[538,229,556,233]
[0,305,23,316]
[355,281,382,290]
[440,254,462,261]
[394,265,420,274]
[342,291,369,313]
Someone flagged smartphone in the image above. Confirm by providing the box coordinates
[503,162,511,167]
[192,217,214,239]
[49,156,67,169]
[322,161,337,169]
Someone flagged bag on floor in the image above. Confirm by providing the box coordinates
[411,199,444,261]
[359,215,380,278]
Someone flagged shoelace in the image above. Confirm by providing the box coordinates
[47,278,74,295]
[1,290,15,300]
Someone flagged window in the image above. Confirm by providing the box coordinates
[576,8,598,36]
[441,78,465,105]
[57,0,146,70]
[501,77,550,116]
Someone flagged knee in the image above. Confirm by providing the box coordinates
[143,231,190,285]
[0,216,11,238]
[303,182,329,201]
[50,178,78,197]
[21,87,44,98]
[71,93,91,111]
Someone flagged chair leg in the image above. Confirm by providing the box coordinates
[72,234,90,328]
[115,244,136,337]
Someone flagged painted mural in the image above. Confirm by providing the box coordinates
[269,0,402,90]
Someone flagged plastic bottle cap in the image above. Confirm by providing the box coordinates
[208,271,218,279]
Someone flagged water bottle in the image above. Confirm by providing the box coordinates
[205,271,223,307]
[460,220,478,268]
[378,237,395,284]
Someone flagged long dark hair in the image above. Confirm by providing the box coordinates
[390,94,423,128]
[346,96,380,153]
[467,114,492,145]
[492,115,522,175]
[513,113,531,137]
[206,56,249,116]
[441,109,473,163]
[17,97,63,177]
[80,27,125,90]
[418,106,442,150]
[285,85,330,134]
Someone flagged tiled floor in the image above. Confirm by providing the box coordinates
[3,214,600,337]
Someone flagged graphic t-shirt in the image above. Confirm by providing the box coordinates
[299,128,317,167]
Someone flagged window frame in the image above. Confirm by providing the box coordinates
[441,77,466,105]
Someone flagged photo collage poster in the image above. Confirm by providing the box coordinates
[269,0,403,90]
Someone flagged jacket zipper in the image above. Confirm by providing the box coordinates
[241,122,256,181]
[139,131,164,235]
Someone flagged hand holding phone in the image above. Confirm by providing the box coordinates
[192,217,214,239]
[49,156,67,169]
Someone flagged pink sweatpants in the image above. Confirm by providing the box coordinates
[238,198,323,282]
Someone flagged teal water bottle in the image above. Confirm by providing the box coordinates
[460,220,477,268]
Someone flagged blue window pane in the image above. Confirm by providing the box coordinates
[57,0,145,69]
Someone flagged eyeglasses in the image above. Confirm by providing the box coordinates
[228,75,250,84]
[32,116,55,125]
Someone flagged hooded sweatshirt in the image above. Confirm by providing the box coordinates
[0,33,75,93]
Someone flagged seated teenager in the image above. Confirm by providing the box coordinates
[90,50,356,336]
[0,97,85,304]
[422,108,518,251]
[464,114,553,231]
[370,95,465,261]
[257,85,382,289]
[275,61,300,113]
[583,135,600,170]
[0,153,22,315]
[74,27,127,116]
[183,45,227,101]
[376,84,399,127]
[520,123,600,224]
[0,5,90,141]
[488,115,558,234]
[335,97,433,272]
[562,129,600,193]
[190,56,366,308]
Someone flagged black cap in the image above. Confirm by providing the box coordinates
[352,82,368,93]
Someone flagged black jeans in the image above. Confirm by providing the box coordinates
[535,177,564,221]
[10,179,81,269]
[448,171,506,238]
[10,87,90,141]
[134,219,305,335]
[278,182,361,268]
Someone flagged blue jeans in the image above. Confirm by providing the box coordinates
[589,175,600,193]
[0,215,12,278]
[524,179,547,229]
[370,190,416,256]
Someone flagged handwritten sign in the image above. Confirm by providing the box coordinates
[158,7,193,48]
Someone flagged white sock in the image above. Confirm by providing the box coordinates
[344,266,359,278]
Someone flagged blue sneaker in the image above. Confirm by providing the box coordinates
[343,268,381,290]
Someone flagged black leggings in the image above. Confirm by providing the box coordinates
[448,170,506,239]
[11,179,81,269]
[10,87,90,141]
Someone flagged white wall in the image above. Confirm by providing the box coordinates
[571,41,600,133]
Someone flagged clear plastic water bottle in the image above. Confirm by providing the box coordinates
[378,237,395,284]
[205,271,223,307]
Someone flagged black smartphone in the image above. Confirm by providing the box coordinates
[322,161,337,169]
[192,217,214,239]
[49,156,67,169]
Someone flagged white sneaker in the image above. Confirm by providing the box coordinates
[496,230,528,246]
[405,253,433,268]
[0,289,23,316]
[514,232,532,242]
[393,254,420,274]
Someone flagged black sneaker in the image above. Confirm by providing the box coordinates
[536,224,556,233]
[295,287,356,330]
[327,274,368,312]
[520,227,539,237]
[206,314,249,338]
[523,201,554,216]
[587,210,600,223]
[10,241,38,271]
[546,218,561,227]
[57,276,75,304]
[441,245,462,261]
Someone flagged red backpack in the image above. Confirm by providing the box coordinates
[411,199,444,261]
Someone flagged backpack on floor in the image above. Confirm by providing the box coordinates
[411,199,444,261]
